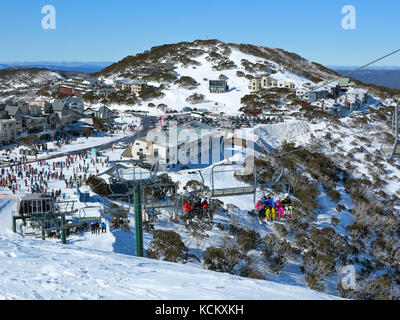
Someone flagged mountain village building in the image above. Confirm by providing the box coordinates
[115,79,146,95]
[209,80,229,93]
[251,75,296,92]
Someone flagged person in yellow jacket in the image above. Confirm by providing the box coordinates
[263,195,276,222]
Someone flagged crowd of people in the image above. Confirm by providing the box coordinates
[0,149,110,196]
[44,219,107,239]
[255,193,294,223]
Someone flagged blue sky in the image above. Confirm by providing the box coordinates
[0,0,399,66]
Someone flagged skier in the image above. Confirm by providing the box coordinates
[201,199,209,209]
[281,193,294,219]
[264,195,276,222]
[112,217,119,231]
[90,222,95,234]
[255,198,266,224]
[194,198,202,218]
[95,221,101,235]
[275,196,285,219]
[184,201,194,214]
[184,201,195,224]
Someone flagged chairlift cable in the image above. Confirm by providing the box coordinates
[311,48,400,93]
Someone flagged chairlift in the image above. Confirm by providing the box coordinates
[210,161,258,203]
[381,102,400,159]
[142,183,178,211]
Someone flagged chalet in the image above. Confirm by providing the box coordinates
[5,105,25,121]
[251,75,296,92]
[308,89,330,103]
[59,76,103,98]
[346,88,369,105]
[97,87,117,97]
[95,106,116,120]
[62,96,85,113]
[23,115,51,133]
[209,80,229,93]
[0,113,23,145]
[3,103,61,136]
[52,101,81,125]
[26,100,53,114]
[115,79,146,95]
[323,82,341,98]
[337,78,356,90]
[295,88,310,101]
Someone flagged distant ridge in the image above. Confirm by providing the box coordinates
[333,68,400,89]
[0,62,114,73]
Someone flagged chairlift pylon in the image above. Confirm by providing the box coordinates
[381,102,400,159]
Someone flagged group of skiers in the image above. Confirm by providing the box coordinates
[90,221,107,234]
[184,198,210,213]
[183,198,211,222]
[146,208,161,222]
[111,217,130,231]
[255,193,294,223]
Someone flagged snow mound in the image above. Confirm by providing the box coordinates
[252,120,313,149]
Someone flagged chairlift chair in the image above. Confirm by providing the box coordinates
[210,161,257,203]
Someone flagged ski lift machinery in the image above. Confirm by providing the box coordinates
[382,101,400,159]
[104,153,178,257]
[210,158,286,203]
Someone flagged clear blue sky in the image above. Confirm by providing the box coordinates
[0,0,399,66]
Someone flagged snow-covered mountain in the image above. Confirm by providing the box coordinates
[93,39,398,114]
[1,40,400,300]
[93,40,334,113]
[0,68,65,101]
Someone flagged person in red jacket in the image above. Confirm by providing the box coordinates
[201,199,209,208]
[184,201,194,225]
[184,201,194,214]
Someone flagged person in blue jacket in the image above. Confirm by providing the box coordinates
[101,221,107,233]
[263,194,276,221]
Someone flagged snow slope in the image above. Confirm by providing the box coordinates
[0,197,340,300]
